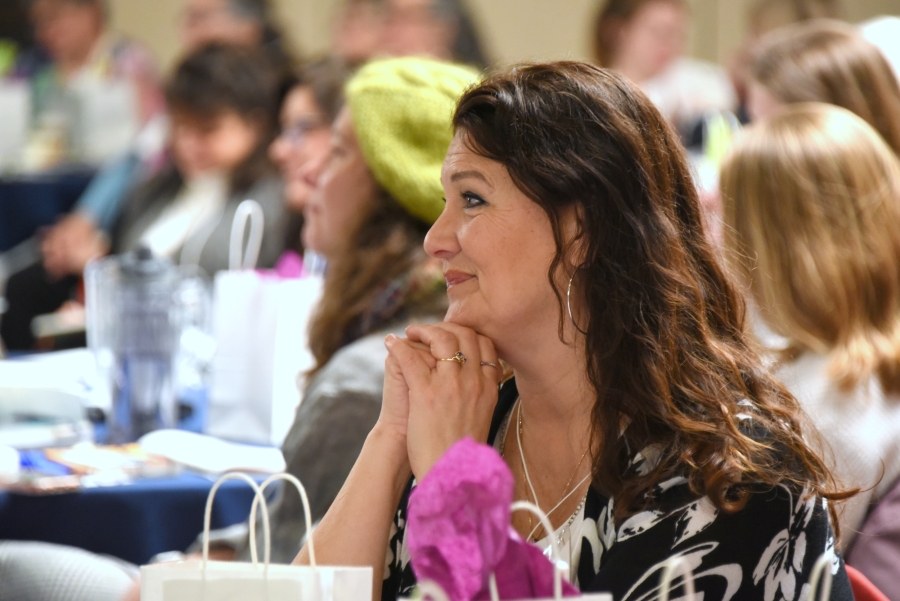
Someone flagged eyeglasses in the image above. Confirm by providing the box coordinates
[277,119,328,146]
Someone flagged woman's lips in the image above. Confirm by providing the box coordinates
[444,270,474,288]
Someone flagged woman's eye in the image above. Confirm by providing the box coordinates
[462,192,486,208]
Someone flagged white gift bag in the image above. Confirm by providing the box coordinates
[415,501,612,601]
[207,200,322,446]
[141,472,372,601]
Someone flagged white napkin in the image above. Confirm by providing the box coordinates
[138,429,285,474]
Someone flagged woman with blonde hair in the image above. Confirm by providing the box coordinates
[747,19,900,153]
[720,102,900,550]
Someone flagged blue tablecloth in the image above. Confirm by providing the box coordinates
[0,472,261,565]
[0,169,94,251]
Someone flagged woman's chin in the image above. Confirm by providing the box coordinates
[443,306,474,328]
[443,305,491,337]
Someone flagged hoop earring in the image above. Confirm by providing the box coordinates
[566,273,588,336]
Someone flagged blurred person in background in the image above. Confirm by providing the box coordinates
[180,0,296,81]
[727,0,843,121]
[332,0,386,65]
[381,0,488,68]
[747,19,900,153]
[110,44,285,273]
[592,0,735,140]
[201,55,470,569]
[720,102,900,589]
[269,56,353,260]
[700,17,900,248]
[17,0,163,166]
[331,0,488,68]
[36,0,300,325]
[1,44,286,351]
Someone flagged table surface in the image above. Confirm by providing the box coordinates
[0,169,94,252]
[0,471,263,565]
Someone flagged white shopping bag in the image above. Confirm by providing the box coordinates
[141,472,372,601]
[415,501,612,601]
[207,200,322,446]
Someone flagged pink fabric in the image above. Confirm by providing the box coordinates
[256,251,305,279]
[407,437,580,601]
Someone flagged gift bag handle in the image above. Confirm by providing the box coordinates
[229,199,265,270]
[249,472,318,569]
[201,472,271,570]
[417,581,452,601]
[659,556,696,601]
[487,500,566,601]
[808,553,833,601]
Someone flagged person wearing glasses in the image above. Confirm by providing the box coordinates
[269,56,352,267]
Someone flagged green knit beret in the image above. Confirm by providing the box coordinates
[345,57,480,225]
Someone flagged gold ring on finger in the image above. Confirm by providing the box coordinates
[438,351,467,365]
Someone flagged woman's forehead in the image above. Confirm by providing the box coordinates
[442,138,499,185]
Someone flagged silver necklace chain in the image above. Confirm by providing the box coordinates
[503,399,592,542]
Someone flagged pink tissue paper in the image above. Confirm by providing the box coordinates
[407,437,580,601]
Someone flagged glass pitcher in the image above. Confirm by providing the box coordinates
[85,247,211,443]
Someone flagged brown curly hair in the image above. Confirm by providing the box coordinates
[453,61,850,526]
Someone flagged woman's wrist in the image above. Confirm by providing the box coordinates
[368,422,413,486]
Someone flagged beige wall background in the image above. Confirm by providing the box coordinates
[110,0,900,73]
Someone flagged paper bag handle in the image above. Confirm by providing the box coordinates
[659,556,696,601]
[229,199,264,270]
[487,500,566,601]
[249,473,318,569]
[417,581,452,601]
[202,473,270,569]
[808,553,833,601]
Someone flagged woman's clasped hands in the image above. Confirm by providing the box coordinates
[382,323,502,479]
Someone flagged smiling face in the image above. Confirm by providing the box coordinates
[301,107,378,259]
[426,133,570,355]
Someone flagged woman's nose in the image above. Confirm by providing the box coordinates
[300,152,328,188]
[423,203,460,260]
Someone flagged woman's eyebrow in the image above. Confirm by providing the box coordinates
[449,170,490,185]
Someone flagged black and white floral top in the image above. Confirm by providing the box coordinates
[382,380,853,601]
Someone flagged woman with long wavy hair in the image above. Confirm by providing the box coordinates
[296,61,853,600]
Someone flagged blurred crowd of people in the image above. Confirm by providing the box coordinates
[2,0,900,599]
